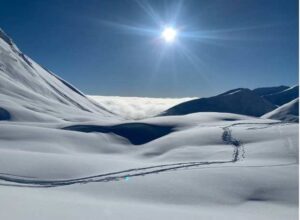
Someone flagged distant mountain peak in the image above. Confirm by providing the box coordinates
[262,85,299,106]
[161,87,275,117]
[218,88,251,96]
[252,85,290,96]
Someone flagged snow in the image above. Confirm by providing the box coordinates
[0,115,298,220]
[161,88,276,117]
[0,30,115,123]
[262,98,299,122]
[278,85,299,93]
[0,29,298,219]
[262,85,299,106]
[252,85,290,96]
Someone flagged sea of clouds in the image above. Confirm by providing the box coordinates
[88,96,197,120]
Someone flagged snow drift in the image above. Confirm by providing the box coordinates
[262,98,299,122]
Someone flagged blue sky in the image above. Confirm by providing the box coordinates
[0,0,298,97]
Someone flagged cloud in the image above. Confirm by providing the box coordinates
[88,96,197,120]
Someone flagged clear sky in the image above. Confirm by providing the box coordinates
[0,0,298,97]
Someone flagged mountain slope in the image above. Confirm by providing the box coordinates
[161,88,276,117]
[262,98,299,122]
[262,85,299,106]
[0,29,114,122]
[252,85,289,97]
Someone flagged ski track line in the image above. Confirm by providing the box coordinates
[0,122,291,187]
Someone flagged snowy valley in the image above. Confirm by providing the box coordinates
[0,28,298,220]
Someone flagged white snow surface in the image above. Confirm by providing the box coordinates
[0,29,298,220]
[262,98,299,122]
[88,95,197,119]
[0,30,115,123]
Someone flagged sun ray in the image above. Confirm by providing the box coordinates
[135,0,163,26]
[100,20,158,36]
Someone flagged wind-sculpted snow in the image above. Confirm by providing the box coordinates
[262,98,299,122]
[0,121,245,187]
[0,161,234,187]
[0,112,298,220]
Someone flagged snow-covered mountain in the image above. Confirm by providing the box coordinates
[262,85,299,106]
[161,86,299,120]
[0,28,114,122]
[252,85,290,97]
[0,29,298,220]
[161,88,276,117]
[262,98,299,122]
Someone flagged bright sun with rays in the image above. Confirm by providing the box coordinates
[161,27,177,43]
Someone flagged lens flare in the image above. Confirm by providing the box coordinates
[162,27,177,43]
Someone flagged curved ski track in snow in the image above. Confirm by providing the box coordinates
[0,122,292,187]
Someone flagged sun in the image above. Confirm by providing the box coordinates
[161,27,177,43]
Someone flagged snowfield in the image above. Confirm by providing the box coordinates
[0,114,298,220]
[262,98,299,122]
[0,29,298,219]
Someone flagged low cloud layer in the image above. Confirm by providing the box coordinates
[88,96,197,120]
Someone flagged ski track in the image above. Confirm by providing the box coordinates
[0,122,289,187]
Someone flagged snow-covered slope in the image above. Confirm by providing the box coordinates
[262,85,299,106]
[161,88,276,117]
[0,29,114,122]
[262,98,299,122]
[0,29,298,220]
[252,85,290,96]
[0,113,298,220]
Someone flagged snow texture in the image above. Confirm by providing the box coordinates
[161,88,276,117]
[262,98,299,122]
